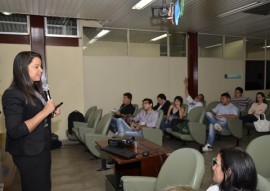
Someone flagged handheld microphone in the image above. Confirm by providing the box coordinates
[41,71,51,101]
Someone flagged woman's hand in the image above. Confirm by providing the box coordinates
[43,100,55,116]
[53,107,61,117]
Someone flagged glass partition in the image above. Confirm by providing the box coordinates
[246,38,265,60]
[83,27,128,56]
[198,34,223,58]
[266,40,270,60]
[224,36,243,59]
[129,30,167,57]
[169,33,186,57]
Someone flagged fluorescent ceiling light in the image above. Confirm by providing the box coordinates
[216,1,264,18]
[2,11,12,15]
[263,45,270,48]
[205,43,222,49]
[132,0,156,10]
[151,34,168,41]
[88,38,97,44]
[96,30,110,38]
[88,29,110,44]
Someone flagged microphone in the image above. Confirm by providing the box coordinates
[41,71,51,101]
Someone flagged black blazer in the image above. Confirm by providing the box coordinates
[153,100,171,115]
[2,87,51,156]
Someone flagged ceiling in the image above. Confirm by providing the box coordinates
[0,0,270,39]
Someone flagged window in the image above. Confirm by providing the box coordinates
[129,30,167,57]
[169,33,186,57]
[266,61,270,89]
[199,34,223,58]
[245,60,265,90]
[0,13,28,34]
[83,27,127,56]
[45,17,78,37]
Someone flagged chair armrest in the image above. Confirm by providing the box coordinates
[73,121,88,128]
[84,134,110,160]
[188,122,206,145]
[142,128,163,146]
[121,176,156,191]
[78,127,95,143]
[227,119,243,139]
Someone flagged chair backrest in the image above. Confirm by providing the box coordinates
[155,148,205,191]
[246,135,270,179]
[155,110,164,129]
[187,106,205,123]
[257,174,270,191]
[205,101,220,112]
[182,103,188,118]
[84,106,97,122]
[87,109,103,129]
[132,104,139,115]
[133,107,143,117]
[95,113,113,135]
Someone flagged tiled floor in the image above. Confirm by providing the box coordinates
[12,130,264,191]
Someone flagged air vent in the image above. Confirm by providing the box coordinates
[244,2,270,15]
[0,13,28,34]
[45,17,79,37]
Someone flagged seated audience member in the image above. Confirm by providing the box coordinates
[116,98,158,136]
[153,93,171,115]
[231,87,253,113]
[203,93,238,152]
[110,92,135,132]
[240,92,267,124]
[161,96,185,131]
[207,148,257,191]
[163,185,195,191]
[184,78,204,113]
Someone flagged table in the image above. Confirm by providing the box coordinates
[96,137,169,191]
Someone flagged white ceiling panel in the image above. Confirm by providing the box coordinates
[0,0,270,39]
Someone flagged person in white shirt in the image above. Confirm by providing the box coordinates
[206,148,257,191]
[184,78,204,113]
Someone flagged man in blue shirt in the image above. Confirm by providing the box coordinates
[203,93,238,152]
[116,98,159,137]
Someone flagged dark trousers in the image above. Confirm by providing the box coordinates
[240,114,258,124]
[12,149,51,191]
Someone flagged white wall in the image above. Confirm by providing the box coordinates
[46,46,84,139]
[83,56,187,114]
[0,44,31,133]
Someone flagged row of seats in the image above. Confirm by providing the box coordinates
[121,135,270,191]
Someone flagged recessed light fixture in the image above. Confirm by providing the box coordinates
[216,1,265,18]
[132,0,157,10]
[2,11,12,15]
[263,45,270,48]
[151,34,168,41]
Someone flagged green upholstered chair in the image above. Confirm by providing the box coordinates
[142,110,164,146]
[165,106,206,150]
[204,101,243,146]
[257,174,270,191]
[73,106,97,128]
[217,104,243,146]
[72,106,97,139]
[133,107,143,117]
[121,148,205,191]
[76,109,103,143]
[132,104,139,115]
[246,135,270,181]
[84,113,113,170]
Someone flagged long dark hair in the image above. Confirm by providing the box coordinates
[219,148,257,191]
[10,51,44,105]
[255,92,266,103]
